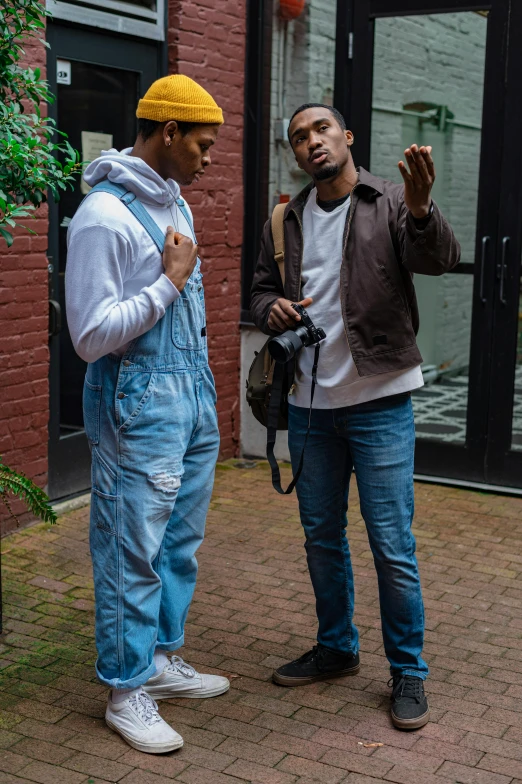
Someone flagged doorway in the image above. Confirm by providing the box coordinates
[46,23,161,499]
[347,0,522,490]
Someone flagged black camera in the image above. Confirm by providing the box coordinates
[268,304,326,364]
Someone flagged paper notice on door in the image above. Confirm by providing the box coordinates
[80,131,114,195]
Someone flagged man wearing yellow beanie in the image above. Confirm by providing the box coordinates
[66,75,228,754]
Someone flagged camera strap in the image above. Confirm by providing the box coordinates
[266,343,320,495]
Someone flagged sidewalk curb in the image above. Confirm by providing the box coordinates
[53,492,91,516]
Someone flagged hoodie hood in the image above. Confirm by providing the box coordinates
[83,147,180,207]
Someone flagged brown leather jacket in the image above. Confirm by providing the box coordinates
[250,167,461,377]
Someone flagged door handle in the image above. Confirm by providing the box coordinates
[479,235,489,304]
[497,236,509,306]
[49,299,62,338]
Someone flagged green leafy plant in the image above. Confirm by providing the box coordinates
[0,457,57,526]
[0,0,82,246]
[0,1,78,525]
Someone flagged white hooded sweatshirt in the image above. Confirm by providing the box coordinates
[66,148,195,363]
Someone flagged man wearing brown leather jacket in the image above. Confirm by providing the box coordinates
[250,103,460,730]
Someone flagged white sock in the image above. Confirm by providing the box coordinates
[111,686,142,704]
[153,649,170,674]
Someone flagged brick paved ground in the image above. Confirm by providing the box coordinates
[2,462,522,783]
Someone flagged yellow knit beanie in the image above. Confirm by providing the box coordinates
[136,74,224,125]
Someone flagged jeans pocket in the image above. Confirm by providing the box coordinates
[117,373,157,434]
[83,380,102,445]
[172,285,206,350]
[91,447,118,535]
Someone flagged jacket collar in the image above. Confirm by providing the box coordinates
[285,166,384,220]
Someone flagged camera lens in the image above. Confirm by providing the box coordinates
[268,329,305,363]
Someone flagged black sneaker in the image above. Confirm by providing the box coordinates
[272,645,360,686]
[389,674,430,730]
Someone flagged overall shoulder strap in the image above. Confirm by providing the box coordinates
[86,181,165,253]
[271,203,286,286]
[176,197,197,243]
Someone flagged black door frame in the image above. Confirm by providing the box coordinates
[46,22,163,500]
[241,0,274,324]
[346,0,522,488]
[485,0,522,487]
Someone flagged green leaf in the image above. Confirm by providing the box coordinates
[0,227,14,247]
[0,457,57,525]
[0,0,80,242]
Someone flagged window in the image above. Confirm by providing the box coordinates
[241,0,340,320]
[47,0,165,41]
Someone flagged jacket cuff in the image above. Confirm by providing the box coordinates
[411,201,434,230]
[406,201,441,247]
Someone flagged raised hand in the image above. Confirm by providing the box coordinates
[162,226,198,292]
[398,144,435,219]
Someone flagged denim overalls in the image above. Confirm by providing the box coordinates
[82,182,220,689]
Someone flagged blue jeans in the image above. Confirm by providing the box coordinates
[83,261,220,689]
[288,395,428,679]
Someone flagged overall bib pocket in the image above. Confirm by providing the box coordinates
[172,265,206,351]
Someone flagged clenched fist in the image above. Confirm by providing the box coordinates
[162,226,198,292]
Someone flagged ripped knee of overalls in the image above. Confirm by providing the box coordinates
[148,469,183,495]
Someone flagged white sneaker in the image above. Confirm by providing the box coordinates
[105,689,183,753]
[144,655,230,700]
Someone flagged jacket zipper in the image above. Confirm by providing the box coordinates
[340,185,359,370]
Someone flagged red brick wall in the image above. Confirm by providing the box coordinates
[0,34,50,536]
[1,4,245,534]
[168,0,245,458]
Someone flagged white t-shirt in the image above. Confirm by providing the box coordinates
[290,188,424,409]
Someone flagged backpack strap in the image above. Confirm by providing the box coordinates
[271,203,286,287]
[267,343,320,495]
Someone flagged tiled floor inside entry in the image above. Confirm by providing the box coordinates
[413,365,522,449]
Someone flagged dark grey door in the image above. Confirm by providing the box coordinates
[47,23,161,499]
[347,1,522,490]
[483,1,522,487]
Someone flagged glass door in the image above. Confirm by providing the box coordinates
[484,0,522,488]
[46,24,161,499]
[349,1,512,487]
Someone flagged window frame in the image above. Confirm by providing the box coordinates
[47,0,166,41]
[240,0,351,323]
